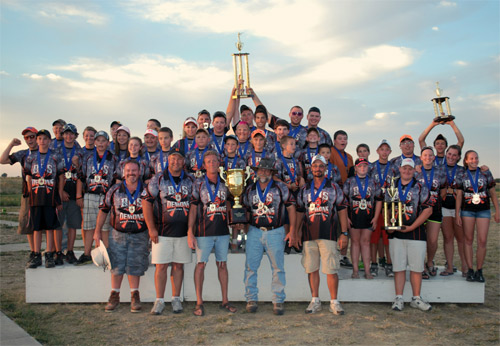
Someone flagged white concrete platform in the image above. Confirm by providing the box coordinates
[26,253,484,304]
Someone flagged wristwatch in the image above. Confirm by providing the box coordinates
[341,231,349,236]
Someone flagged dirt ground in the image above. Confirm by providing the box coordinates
[1,216,499,345]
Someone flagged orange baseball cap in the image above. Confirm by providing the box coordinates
[251,129,266,139]
[399,134,414,143]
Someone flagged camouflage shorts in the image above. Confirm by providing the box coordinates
[108,229,150,276]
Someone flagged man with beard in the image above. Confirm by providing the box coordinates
[94,160,149,313]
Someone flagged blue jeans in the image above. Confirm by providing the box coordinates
[244,225,286,303]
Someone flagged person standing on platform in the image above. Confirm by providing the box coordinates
[94,160,149,313]
[388,158,433,312]
[187,150,239,316]
[390,135,422,177]
[0,127,38,266]
[330,130,354,268]
[295,155,349,315]
[242,157,297,315]
[418,120,464,166]
[143,149,194,315]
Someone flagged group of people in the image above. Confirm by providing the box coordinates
[2,85,498,316]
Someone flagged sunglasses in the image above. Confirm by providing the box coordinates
[24,135,35,140]
[291,112,303,116]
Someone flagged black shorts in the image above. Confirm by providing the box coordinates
[428,205,443,223]
[30,206,61,231]
[349,210,373,230]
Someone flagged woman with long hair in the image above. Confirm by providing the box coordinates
[455,150,499,282]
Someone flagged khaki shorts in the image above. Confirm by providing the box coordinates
[82,194,110,231]
[389,238,426,272]
[301,239,340,274]
[151,236,192,264]
[18,196,33,235]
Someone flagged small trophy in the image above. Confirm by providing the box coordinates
[232,33,253,99]
[431,82,455,123]
[384,177,406,232]
[219,166,251,224]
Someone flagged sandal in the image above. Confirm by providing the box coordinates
[439,270,454,276]
[220,302,237,313]
[364,273,374,280]
[351,272,360,279]
[193,304,204,316]
[427,262,437,277]
[422,271,430,280]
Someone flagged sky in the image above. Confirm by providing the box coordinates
[1,0,499,178]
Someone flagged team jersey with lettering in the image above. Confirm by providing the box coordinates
[55,145,83,200]
[116,156,151,182]
[389,155,423,178]
[296,179,347,241]
[185,147,211,178]
[191,176,230,237]
[81,150,118,195]
[384,178,432,241]
[296,146,319,180]
[209,133,226,156]
[243,180,294,229]
[456,168,496,212]
[221,154,246,171]
[262,130,277,154]
[149,150,169,174]
[368,160,394,189]
[100,182,147,233]
[296,126,333,149]
[415,165,447,209]
[173,138,197,157]
[442,164,465,209]
[343,176,383,229]
[51,139,80,151]
[24,150,63,206]
[143,171,194,237]
[236,141,254,162]
[274,154,303,189]
[9,148,35,197]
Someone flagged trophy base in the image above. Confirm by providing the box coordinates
[433,115,455,123]
[229,208,248,225]
[385,226,406,232]
[232,93,254,99]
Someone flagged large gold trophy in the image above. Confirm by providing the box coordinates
[431,82,455,123]
[384,177,406,232]
[219,166,251,224]
[232,33,253,99]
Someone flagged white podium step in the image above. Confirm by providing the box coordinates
[26,252,484,303]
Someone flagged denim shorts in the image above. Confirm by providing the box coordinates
[460,209,491,219]
[195,234,230,263]
[108,229,150,276]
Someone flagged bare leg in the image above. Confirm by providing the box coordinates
[361,229,373,278]
[111,274,124,290]
[127,275,140,290]
[462,217,476,269]
[27,234,34,252]
[46,230,54,252]
[83,229,94,256]
[67,227,76,251]
[171,263,184,297]
[34,231,43,253]
[452,218,466,272]
[475,218,490,269]
[217,261,229,304]
[441,217,455,272]
[326,273,339,300]
[308,271,320,297]
[53,230,62,252]
[154,264,169,299]
[194,262,206,305]
[425,221,440,268]
[394,271,405,295]
[350,229,361,276]
[409,271,422,296]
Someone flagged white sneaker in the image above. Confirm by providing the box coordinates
[392,297,404,311]
[171,297,183,313]
[410,296,432,311]
[305,300,322,314]
[329,301,344,315]
[150,300,165,315]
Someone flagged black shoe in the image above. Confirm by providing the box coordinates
[466,268,475,282]
[65,250,77,264]
[75,254,93,266]
[54,251,64,266]
[378,257,387,268]
[27,252,42,269]
[340,256,353,268]
[284,243,292,255]
[26,251,35,267]
[474,269,485,283]
[45,252,55,268]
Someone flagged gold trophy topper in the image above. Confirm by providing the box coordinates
[431,81,455,123]
[232,33,253,99]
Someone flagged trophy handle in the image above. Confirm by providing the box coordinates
[219,167,228,186]
[244,166,251,184]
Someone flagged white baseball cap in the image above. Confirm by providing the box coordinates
[144,129,158,137]
[378,139,391,149]
[311,154,327,165]
[401,158,415,168]
[91,242,111,271]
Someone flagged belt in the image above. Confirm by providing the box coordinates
[259,226,274,231]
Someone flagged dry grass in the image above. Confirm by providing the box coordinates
[1,203,499,345]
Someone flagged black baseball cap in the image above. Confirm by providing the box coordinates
[224,135,239,144]
[168,148,184,158]
[52,119,66,127]
[36,129,52,139]
[110,120,122,128]
[213,111,226,120]
[240,105,252,113]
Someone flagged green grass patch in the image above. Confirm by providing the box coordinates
[0,194,22,207]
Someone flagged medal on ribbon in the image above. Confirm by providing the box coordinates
[159,150,168,171]
[238,141,250,159]
[309,178,326,213]
[169,171,184,202]
[467,169,481,205]
[398,179,414,204]
[205,175,220,213]
[355,175,369,210]
[256,180,273,215]
[185,137,196,153]
[93,149,107,183]
[37,149,52,184]
[212,133,225,155]
[422,166,435,191]
[62,146,75,180]
[124,180,142,214]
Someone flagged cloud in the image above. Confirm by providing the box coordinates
[3,0,107,25]
[454,60,468,66]
[365,111,399,127]
[439,1,457,7]
[432,26,439,31]
[0,71,9,76]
